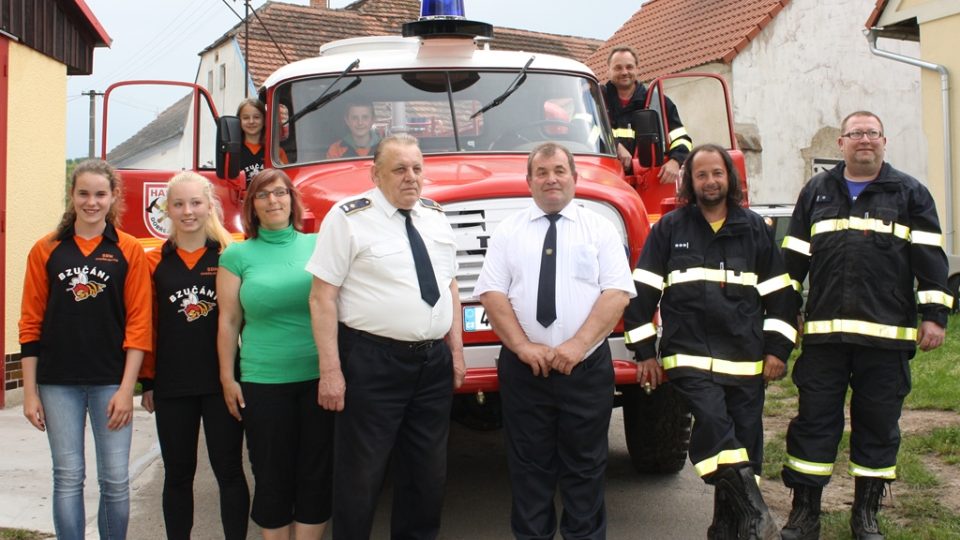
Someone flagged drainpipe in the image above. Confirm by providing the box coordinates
[865,28,954,253]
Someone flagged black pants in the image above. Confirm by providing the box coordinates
[333,328,454,540]
[671,376,765,482]
[153,392,249,540]
[782,344,911,487]
[242,379,335,529]
[499,342,613,540]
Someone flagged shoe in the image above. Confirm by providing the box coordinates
[780,484,822,540]
[850,477,887,540]
[714,466,779,540]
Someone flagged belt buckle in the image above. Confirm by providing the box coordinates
[411,340,434,352]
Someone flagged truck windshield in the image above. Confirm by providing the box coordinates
[273,71,614,164]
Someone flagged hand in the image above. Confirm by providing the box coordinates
[617,143,632,171]
[222,379,246,421]
[762,354,786,383]
[658,158,680,184]
[517,342,555,377]
[551,338,588,376]
[917,320,946,352]
[141,390,155,414]
[318,369,346,411]
[636,358,663,392]
[106,387,134,431]
[23,391,45,432]
[452,352,466,389]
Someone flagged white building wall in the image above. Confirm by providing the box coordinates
[731,0,924,204]
[197,38,255,121]
[113,137,182,170]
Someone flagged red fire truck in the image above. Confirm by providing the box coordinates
[105,4,744,474]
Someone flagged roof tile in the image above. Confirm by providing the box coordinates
[585,0,790,80]
[216,0,601,87]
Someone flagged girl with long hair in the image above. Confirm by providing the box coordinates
[20,159,152,539]
[138,172,250,539]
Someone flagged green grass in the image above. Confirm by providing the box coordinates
[0,529,53,540]
[905,427,960,465]
[905,314,960,412]
[765,314,960,539]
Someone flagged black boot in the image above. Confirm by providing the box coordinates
[851,477,887,540]
[715,467,779,540]
[780,484,822,540]
[707,483,736,539]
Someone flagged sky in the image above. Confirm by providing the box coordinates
[67,0,630,158]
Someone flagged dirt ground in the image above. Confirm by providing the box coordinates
[761,408,960,525]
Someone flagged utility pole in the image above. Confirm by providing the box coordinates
[82,90,104,158]
[244,1,250,98]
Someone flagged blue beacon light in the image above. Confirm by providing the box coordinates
[403,0,492,38]
[420,0,465,19]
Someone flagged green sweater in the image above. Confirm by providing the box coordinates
[220,226,319,384]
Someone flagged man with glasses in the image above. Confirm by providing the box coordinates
[779,111,951,540]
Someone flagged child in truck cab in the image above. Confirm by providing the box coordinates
[237,98,287,182]
[326,102,381,159]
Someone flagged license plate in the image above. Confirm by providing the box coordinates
[463,305,492,332]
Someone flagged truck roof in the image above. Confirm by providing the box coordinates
[262,36,597,89]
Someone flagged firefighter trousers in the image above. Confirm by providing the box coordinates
[782,344,911,487]
[672,375,765,481]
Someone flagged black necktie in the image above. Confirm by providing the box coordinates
[537,213,561,327]
[399,209,441,307]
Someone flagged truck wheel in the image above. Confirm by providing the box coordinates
[621,382,692,474]
[949,274,960,314]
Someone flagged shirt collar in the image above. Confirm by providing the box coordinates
[527,201,577,223]
[370,187,421,219]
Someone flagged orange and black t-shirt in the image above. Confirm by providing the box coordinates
[326,139,376,159]
[238,142,289,181]
[19,223,152,385]
[138,240,222,397]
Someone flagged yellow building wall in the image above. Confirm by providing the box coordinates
[917,13,960,252]
[4,43,68,356]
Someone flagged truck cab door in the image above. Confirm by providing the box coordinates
[630,73,747,218]
[101,81,245,248]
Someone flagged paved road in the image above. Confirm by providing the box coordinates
[128,409,714,539]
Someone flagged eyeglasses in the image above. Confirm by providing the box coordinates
[253,188,290,200]
[842,129,883,140]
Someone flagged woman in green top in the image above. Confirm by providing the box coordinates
[217,169,333,540]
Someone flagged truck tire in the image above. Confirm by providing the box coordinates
[621,382,692,474]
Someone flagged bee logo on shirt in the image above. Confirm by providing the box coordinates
[66,270,106,301]
[178,291,216,322]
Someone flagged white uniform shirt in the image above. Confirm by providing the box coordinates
[474,201,636,355]
[306,188,458,341]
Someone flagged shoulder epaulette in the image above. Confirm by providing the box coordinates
[340,198,372,215]
[419,198,443,212]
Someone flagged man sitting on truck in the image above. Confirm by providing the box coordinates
[326,102,381,159]
[604,46,692,182]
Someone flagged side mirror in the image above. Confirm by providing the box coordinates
[631,109,664,168]
[216,115,243,180]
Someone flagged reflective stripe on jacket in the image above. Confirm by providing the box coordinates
[603,81,692,165]
[624,205,798,383]
[781,161,951,350]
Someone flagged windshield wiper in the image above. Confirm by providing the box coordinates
[287,58,360,126]
[470,56,534,119]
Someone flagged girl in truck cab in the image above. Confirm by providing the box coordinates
[237,98,287,183]
[19,159,152,540]
[138,172,250,540]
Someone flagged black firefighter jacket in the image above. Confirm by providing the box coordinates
[781,161,951,353]
[624,204,798,384]
[603,81,693,166]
